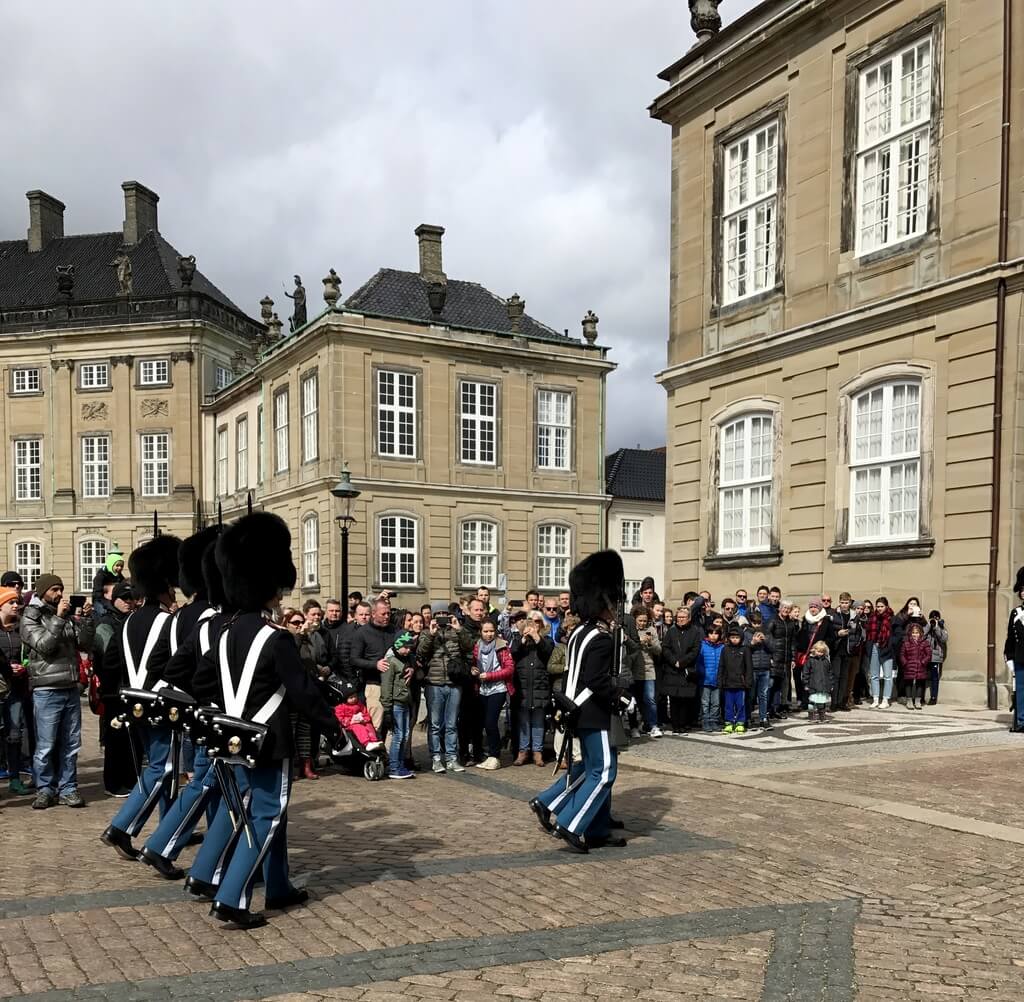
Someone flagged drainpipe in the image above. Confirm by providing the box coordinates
[986,0,1012,710]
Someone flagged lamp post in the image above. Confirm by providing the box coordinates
[330,463,361,616]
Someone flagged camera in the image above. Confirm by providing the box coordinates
[434,612,452,628]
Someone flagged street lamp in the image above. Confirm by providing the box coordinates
[330,463,361,615]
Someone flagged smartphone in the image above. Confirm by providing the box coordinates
[69,594,87,611]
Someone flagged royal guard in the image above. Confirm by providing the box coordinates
[186,511,341,928]
[101,534,182,860]
[1005,566,1024,734]
[530,549,629,853]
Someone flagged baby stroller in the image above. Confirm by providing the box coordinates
[321,676,388,782]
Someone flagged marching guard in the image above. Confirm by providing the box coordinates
[186,511,341,928]
[1005,566,1024,734]
[530,549,628,853]
[101,534,183,860]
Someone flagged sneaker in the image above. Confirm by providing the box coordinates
[880,699,890,709]
[431,757,446,774]
[723,723,734,734]
[870,699,879,708]
[32,791,56,810]
[0,769,9,780]
[760,720,773,731]
[390,768,414,780]
[58,791,86,808]
[629,727,642,739]
[649,726,663,739]
[478,756,501,770]
[445,760,466,773]
[735,724,746,734]
[8,778,32,796]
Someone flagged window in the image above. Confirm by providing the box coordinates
[718,414,773,553]
[215,426,228,497]
[82,435,110,499]
[139,359,170,385]
[236,416,249,490]
[849,382,920,542]
[141,432,170,496]
[620,519,643,551]
[379,515,417,587]
[14,439,41,501]
[256,404,265,484]
[722,119,779,304]
[625,579,643,601]
[856,37,932,256]
[377,370,416,458]
[301,373,318,462]
[14,542,41,590]
[12,368,40,394]
[460,381,496,465]
[273,388,289,473]
[461,520,498,588]
[536,524,571,590]
[79,539,107,593]
[302,515,319,588]
[79,363,109,389]
[214,365,232,391]
[536,389,571,471]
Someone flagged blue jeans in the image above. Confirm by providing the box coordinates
[868,644,893,701]
[32,688,82,796]
[388,704,411,774]
[701,686,720,731]
[723,688,745,724]
[518,706,546,752]
[426,685,461,762]
[754,671,772,723]
[640,679,657,730]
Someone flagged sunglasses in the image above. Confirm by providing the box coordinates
[736,594,747,600]
[288,619,303,626]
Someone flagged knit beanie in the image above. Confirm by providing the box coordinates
[0,587,19,608]
[34,573,63,596]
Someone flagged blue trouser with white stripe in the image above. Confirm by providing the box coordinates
[188,766,251,888]
[214,759,293,911]
[535,727,616,839]
[143,746,219,861]
[110,724,174,837]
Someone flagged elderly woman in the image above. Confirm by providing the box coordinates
[767,600,798,717]
[661,606,702,732]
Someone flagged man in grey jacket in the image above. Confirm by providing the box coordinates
[20,573,94,809]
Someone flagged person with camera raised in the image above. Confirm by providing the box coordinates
[417,604,468,773]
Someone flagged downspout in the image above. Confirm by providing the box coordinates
[986,0,1012,710]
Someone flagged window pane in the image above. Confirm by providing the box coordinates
[896,130,929,239]
[900,40,931,127]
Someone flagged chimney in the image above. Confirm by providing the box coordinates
[26,190,65,252]
[414,223,446,283]
[122,180,159,245]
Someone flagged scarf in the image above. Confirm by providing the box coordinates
[866,609,892,648]
[478,638,498,673]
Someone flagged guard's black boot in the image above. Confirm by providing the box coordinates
[554,824,589,854]
[265,886,309,911]
[140,848,185,880]
[590,834,627,848]
[186,832,204,847]
[609,817,625,830]
[209,901,267,929]
[184,875,218,900]
[529,797,555,834]
[100,825,140,861]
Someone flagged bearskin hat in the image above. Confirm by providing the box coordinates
[216,511,296,612]
[178,526,220,599]
[1014,566,1024,595]
[128,535,182,600]
[568,549,625,621]
[201,538,231,612]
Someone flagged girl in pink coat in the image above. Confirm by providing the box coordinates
[334,688,383,749]
[899,622,931,710]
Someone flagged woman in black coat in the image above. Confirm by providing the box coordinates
[661,607,702,732]
[511,612,554,766]
[767,601,800,716]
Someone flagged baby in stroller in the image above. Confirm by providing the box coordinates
[325,679,389,781]
[334,683,383,750]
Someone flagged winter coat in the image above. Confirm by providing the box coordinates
[20,596,95,691]
[512,633,554,710]
[334,700,373,730]
[801,653,834,695]
[743,629,774,673]
[548,642,568,676]
[757,600,777,623]
[636,625,661,682]
[417,628,468,686]
[661,623,702,698]
[893,613,927,661]
[92,607,129,700]
[899,635,932,681]
[696,639,724,688]
[829,609,863,656]
[767,616,799,677]
[796,610,833,660]
[381,651,414,708]
[865,609,894,660]
[925,620,948,664]
[350,621,399,685]
[718,643,752,690]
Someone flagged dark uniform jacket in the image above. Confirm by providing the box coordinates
[163,610,229,697]
[104,601,174,692]
[563,621,617,731]
[1004,603,1024,669]
[193,612,339,764]
[169,598,213,658]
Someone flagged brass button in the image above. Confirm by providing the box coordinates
[132,703,144,718]
[227,736,242,754]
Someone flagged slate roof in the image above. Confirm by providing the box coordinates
[605,447,666,502]
[344,268,575,345]
[0,230,242,313]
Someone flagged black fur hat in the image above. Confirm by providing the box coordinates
[569,549,625,621]
[178,526,220,599]
[201,539,231,612]
[216,511,296,612]
[128,535,182,600]
[1015,566,1024,595]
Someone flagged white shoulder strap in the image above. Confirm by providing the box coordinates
[564,626,600,703]
[199,620,213,657]
[169,614,180,657]
[199,607,216,623]
[219,623,278,718]
[123,611,171,690]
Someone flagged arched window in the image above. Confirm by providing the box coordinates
[460,520,498,588]
[536,523,571,590]
[718,413,774,553]
[301,514,319,589]
[79,539,108,593]
[14,541,42,590]
[378,514,418,587]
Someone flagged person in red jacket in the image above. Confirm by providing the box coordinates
[471,620,514,770]
[334,687,383,749]
[899,622,931,710]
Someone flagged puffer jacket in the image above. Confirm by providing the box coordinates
[899,635,932,682]
[417,627,468,686]
[20,596,96,691]
[767,616,799,677]
[743,628,774,672]
[925,620,948,663]
[661,623,702,698]
[696,639,724,687]
[512,633,554,710]
[801,652,834,695]
[718,642,752,689]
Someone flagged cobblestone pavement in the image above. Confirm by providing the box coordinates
[1,712,1023,1000]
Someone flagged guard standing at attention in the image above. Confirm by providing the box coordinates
[189,511,341,929]
[100,534,183,860]
[1004,566,1024,734]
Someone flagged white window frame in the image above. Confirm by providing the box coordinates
[214,365,232,391]
[14,541,42,591]
[14,439,41,501]
[215,426,229,498]
[139,359,170,385]
[302,514,319,588]
[377,370,417,458]
[79,363,109,389]
[718,414,774,554]
[273,388,289,473]
[536,389,572,471]
[141,432,170,497]
[460,519,498,589]
[378,514,418,587]
[722,118,779,305]
[236,416,249,490]
[81,434,110,499]
[620,519,643,551]
[855,36,933,257]
[12,368,40,394]
[459,380,497,466]
[301,373,319,463]
[848,381,921,543]
[536,523,571,591]
[79,538,108,593]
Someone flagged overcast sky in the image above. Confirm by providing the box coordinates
[3,0,756,451]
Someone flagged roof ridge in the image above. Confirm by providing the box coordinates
[605,447,625,492]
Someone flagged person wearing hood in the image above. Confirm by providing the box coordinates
[20,573,95,809]
[719,624,752,734]
[794,599,833,712]
[91,549,126,608]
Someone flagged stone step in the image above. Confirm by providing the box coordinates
[938,679,1012,708]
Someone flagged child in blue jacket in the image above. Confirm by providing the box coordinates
[697,626,724,732]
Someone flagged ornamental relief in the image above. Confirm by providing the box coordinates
[82,401,107,421]
[141,398,168,418]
